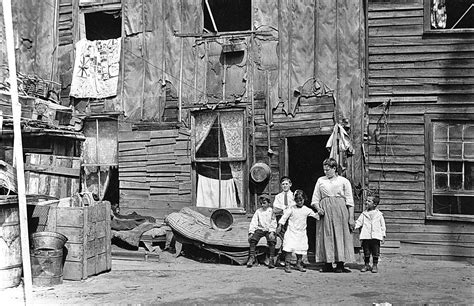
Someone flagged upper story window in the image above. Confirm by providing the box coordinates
[425,114,474,222]
[85,11,122,40]
[203,0,251,33]
[425,0,474,33]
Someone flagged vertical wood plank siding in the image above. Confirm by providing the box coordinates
[366,0,474,261]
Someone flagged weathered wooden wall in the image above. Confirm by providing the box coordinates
[366,0,474,261]
[118,128,191,222]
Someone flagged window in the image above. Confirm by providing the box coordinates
[426,115,474,221]
[85,11,122,40]
[203,0,251,33]
[424,0,474,33]
[191,109,246,210]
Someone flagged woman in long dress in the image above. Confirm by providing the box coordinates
[311,158,355,273]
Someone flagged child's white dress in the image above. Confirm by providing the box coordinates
[279,206,318,255]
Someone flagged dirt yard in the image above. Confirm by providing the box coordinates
[2,251,473,305]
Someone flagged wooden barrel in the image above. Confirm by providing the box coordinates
[0,196,22,289]
[31,248,64,286]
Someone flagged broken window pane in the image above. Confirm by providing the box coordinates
[203,0,251,33]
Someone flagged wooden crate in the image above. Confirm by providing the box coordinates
[24,153,81,199]
[32,200,112,280]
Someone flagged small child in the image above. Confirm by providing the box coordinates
[276,190,319,273]
[355,195,386,273]
[247,194,277,269]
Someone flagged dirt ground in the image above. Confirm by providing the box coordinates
[2,251,473,305]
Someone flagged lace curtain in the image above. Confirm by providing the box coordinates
[194,112,217,152]
[220,111,244,202]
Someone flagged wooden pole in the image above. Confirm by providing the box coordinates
[2,0,33,301]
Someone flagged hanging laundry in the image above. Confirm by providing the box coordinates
[326,123,354,162]
[70,38,121,99]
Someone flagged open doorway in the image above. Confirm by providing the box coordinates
[288,135,329,252]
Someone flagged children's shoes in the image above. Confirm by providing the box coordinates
[268,257,275,269]
[371,264,378,273]
[246,256,255,268]
[361,264,372,272]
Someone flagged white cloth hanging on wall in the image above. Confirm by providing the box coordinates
[70,38,121,98]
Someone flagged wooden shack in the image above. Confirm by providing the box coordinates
[1,0,472,261]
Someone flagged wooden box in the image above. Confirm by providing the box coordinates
[24,153,81,199]
[31,200,112,280]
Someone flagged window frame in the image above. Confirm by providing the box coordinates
[425,113,474,222]
[202,0,252,34]
[190,107,248,211]
[423,0,474,35]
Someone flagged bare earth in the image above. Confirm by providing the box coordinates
[2,253,473,305]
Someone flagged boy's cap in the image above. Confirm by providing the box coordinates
[259,194,271,201]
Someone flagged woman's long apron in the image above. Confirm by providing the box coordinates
[315,196,355,263]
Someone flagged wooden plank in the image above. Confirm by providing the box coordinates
[387,224,474,234]
[118,142,148,152]
[118,131,150,142]
[24,165,80,177]
[389,232,474,244]
[368,9,423,19]
[369,52,474,63]
[120,181,150,190]
[150,129,179,139]
[368,170,424,182]
[147,138,176,146]
[146,145,175,155]
[368,181,424,191]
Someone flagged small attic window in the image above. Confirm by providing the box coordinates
[85,11,122,40]
[203,0,251,33]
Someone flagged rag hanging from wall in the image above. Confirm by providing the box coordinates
[326,123,353,171]
[70,38,121,99]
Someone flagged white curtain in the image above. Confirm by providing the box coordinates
[196,174,238,208]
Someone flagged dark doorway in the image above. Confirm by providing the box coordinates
[288,135,329,252]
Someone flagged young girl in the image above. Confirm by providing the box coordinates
[355,195,386,273]
[276,190,319,273]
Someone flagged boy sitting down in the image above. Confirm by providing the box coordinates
[247,194,277,269]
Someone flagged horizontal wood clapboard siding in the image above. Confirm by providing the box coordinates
[118,128,191,222]
[366,0,474,260]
